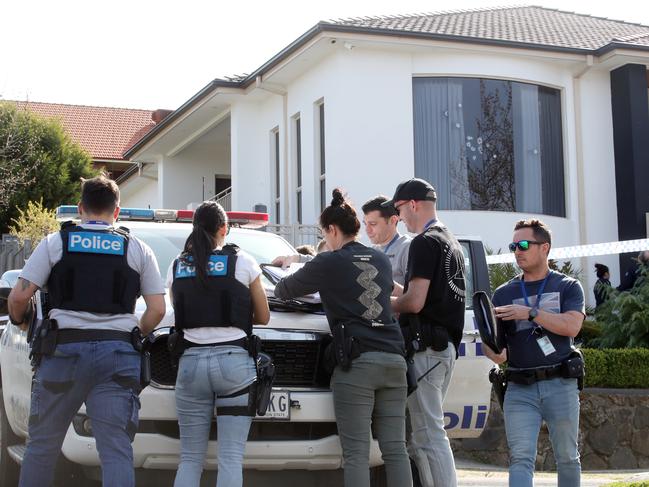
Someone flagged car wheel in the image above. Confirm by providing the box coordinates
[0,388,21,486]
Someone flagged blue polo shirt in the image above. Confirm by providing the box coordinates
[492,270,585,369]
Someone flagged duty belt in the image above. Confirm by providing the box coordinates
[505,364,563,385]
[56,329,132,344]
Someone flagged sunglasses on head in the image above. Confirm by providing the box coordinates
[508,240,545,252]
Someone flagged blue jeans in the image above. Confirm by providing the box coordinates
[407,342,457,487]
[504,377,581,487]
[19,340,142,487]
[173,346,256,487]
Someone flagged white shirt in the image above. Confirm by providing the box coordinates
[20,223,165,332]
[166,248,261,344]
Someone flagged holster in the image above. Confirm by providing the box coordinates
[255,352,276,416]
[402,314,449,354]
[489,366,507,409]
[562,349,585,391]
[29,319,58,368]
[166,327,186,366]
[331,323,360,371]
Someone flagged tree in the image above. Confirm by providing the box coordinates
[9,199,59,248]
[0,102,97,232]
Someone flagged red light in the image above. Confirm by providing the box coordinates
[226,211,269,229]
[177,210,194,221]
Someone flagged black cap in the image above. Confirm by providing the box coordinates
[382,178,437,208]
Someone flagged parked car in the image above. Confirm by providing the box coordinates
[0,207,493,485]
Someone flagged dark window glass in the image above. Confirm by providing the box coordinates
[319,104,326,174]
[297,191,302,224]
[296,118,302,187]
[320,179,326,212]
[413,77,565,217]
[274,130,280,197]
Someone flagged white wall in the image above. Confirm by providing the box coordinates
[119,174,160,209]
[159,121,230,209]
[230,46,595,250]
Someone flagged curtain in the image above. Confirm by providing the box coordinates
[513,83,543,213]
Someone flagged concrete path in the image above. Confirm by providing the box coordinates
[457,459,649,486]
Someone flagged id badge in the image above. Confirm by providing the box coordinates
[536,335,556,356]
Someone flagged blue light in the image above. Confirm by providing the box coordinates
[119,208,155,220]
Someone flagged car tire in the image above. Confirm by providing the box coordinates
[0,388,21,486]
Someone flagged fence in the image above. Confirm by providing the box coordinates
[265,224,321,248]
[0,239,31,276]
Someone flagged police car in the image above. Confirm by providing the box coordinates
[0,206,493,484]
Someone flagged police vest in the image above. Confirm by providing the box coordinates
[171,245,253,334]
[48,222,141,314]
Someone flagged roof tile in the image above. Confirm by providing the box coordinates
[8,101,159,161]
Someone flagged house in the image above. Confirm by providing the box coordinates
[10,100,169,180]
[122,6,649,293]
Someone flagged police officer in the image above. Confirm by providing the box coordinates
[167,201,270,487]
[7,175,166,487]
[361,195,411,286]
[274,189,412,487]
[484,219,585,487]
[387,178,466,487]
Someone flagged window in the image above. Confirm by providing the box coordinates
[294,115,303,224]
[413,78,565,217]
[316,101,326,212]
[271,128,280,224]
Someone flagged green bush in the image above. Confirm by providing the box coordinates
[577,321,602,348]
[9,199,58,248]
[604,482,649,487]
[583,348,649,388]
[593,269,649,348]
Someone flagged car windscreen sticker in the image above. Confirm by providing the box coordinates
[175,255,228,279]
[68,232,125,256]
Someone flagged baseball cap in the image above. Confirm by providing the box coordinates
[382,178,437,208]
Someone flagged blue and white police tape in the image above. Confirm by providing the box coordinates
[486,237,649,265]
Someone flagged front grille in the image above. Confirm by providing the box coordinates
[149,333,331,388]
[149,336,177,386]
[262,340,321,386]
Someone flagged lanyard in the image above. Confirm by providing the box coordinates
[423,218,438,232]
[383,234,400,254]
[519,271,551,312]
[85,220,110,226]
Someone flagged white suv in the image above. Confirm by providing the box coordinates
[0,209,493,484]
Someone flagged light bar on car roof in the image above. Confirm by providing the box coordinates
[227,211,269,229]
[154,209,177,221]
[176,210,194,222]
[56,205,80,220]
[118,208,155,221]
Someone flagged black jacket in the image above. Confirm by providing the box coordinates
[274,241,404,355]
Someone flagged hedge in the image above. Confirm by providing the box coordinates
[604,483,649,487]
[583,348,649,389]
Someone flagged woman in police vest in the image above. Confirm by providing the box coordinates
[274,189,412,487]
[167,201,270,487]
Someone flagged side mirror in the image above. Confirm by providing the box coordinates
[0,287,10,315]
[473,291,505,354]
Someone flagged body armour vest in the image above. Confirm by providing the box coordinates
[48,222,141,314]
[171,245,253,334]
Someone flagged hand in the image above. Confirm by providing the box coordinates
[494,304,531,321]
[271,255,299,269]
[483,344,508,365]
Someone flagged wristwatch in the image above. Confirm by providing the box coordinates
[528,308,539,323]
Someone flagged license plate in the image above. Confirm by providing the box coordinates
[257,390,290,420]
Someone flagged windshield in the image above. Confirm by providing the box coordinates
[128,225,295,276]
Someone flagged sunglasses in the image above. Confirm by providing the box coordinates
[394,201,410,216]
[508,240,545,252]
